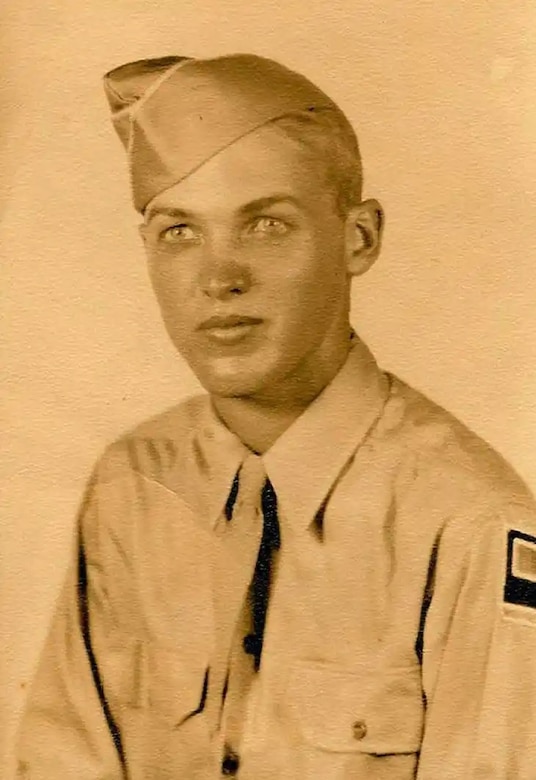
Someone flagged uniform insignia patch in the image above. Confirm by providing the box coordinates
[504,529,536,610]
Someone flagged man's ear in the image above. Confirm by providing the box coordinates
[344,198,384,277]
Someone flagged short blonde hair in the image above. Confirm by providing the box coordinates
[270,108,363,218]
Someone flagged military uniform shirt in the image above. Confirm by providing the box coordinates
[16,337,536,779]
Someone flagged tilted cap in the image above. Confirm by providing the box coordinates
[103,53,343,212]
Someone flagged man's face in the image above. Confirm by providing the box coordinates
[141,124,355,402]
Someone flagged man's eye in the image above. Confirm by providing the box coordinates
[161,224,197,242]
[250,216,289,235]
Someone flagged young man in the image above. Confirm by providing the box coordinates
[17,54,536,779]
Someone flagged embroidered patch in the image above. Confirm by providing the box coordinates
[504,529,536,610]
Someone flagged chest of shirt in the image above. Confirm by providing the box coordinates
[91,461,439,668]
[89,465,434,779]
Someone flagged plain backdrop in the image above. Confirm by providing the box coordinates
[2,1,536,773]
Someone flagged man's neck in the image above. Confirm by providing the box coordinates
[211,395,306,455]
[211,339,352,454]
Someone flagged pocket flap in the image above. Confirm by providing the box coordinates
[147,644,208,726]
[99,636,208,726]
[287,661,424,754]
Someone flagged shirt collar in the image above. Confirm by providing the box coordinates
[193,335,390,532]
[263,336,390,529]
[193,401,249,530]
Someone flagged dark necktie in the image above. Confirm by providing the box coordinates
[243,478,280,670]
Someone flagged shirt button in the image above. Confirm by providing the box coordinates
[221,747,240,776]
[352,720,367,741]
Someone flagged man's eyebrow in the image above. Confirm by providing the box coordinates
[237,195,302,216]
[144,206,194,225]
[144,195,301,225]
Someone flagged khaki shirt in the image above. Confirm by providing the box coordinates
[17,339,536,779]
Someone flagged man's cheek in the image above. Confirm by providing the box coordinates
[153,277,190,318]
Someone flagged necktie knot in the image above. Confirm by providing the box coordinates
[261,479,280,552]
[237,453,267,511]
[224,453,266,523]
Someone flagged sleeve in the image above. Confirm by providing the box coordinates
[15,466,126,780]
[417,500,536,779]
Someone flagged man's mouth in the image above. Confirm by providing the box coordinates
[197,314,264,344]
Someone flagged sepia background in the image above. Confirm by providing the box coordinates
[2,1,536,773]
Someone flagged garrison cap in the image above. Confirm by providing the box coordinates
[103,53,345,212]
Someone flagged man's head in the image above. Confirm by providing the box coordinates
[104,54,383,403]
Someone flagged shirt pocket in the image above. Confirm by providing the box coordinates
[98,636,209,728]
[99,637,214,779]
[285,659,424,755]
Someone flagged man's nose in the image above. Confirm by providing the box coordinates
[199,242,252,300]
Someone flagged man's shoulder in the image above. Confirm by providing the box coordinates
[94,393,209,484]
[380,374,534,513]
[125,393,209,440]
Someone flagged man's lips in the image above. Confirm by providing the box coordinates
[197,314,264,344]
[197,314,263,330]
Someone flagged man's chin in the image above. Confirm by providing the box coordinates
[189,354,275,400]
[199,377,264,400]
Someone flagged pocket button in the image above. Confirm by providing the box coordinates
[352,720,367,741]
[221,746,240,776]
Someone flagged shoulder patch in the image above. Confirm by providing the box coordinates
[504,529,536,610]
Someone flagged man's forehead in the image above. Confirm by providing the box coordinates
[103,53,344,213]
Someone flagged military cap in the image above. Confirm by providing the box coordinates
[103,53,349,212]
